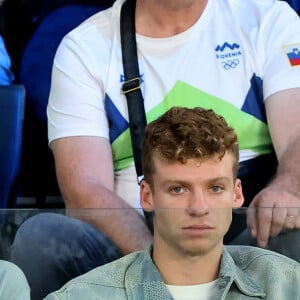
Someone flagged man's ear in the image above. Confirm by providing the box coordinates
[140,180,154,212]
[233,179,244,208]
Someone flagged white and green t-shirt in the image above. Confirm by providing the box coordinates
[48,0,300,207]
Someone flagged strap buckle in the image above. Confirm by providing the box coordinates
[121,77,141,94]
[137,175,144,185]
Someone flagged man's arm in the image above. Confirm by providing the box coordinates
[51,136,153,254]
[247,88,300,247]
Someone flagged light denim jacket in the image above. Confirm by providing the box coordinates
[44,245,300,300]
[0,260,30,300]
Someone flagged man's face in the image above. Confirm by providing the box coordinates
[140,152,244,258]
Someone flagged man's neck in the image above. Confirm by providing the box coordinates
[135,0,208,37]
[152,243,222,285]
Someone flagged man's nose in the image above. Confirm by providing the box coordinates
[186,191,209,216]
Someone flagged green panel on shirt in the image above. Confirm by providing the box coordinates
[112,81,273,171]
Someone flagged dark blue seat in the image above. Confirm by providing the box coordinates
[0,84,25,208]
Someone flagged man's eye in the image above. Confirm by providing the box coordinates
[170,186,183,194]
[211,186,223,193]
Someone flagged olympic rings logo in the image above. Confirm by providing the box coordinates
[221,59,239,70]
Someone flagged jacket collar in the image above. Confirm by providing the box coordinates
[218,247,266,298]
[125,245,266,299]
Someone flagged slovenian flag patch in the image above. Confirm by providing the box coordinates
[283,44,300,67]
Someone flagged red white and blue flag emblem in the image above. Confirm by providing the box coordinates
[283,44,300,67]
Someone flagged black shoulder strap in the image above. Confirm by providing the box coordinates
[120,0,146,182]
[120,0,154,232]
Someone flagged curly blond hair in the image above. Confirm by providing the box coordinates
[142,106,239,185]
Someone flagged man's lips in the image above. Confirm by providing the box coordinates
[182,224,214,235]
[182,224,213,230]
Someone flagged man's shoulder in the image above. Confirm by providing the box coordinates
[223,246,300,298]
[224,0,293,26]
[45,251,143,299]
[0,260,30,299]
[64,0,121,39]
[66,250,141,285]
[0,260,28,283]
[225,245,300,271]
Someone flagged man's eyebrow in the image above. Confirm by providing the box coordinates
[160,180,188,187]
[207,177,231,183]
[161,177,231,186]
